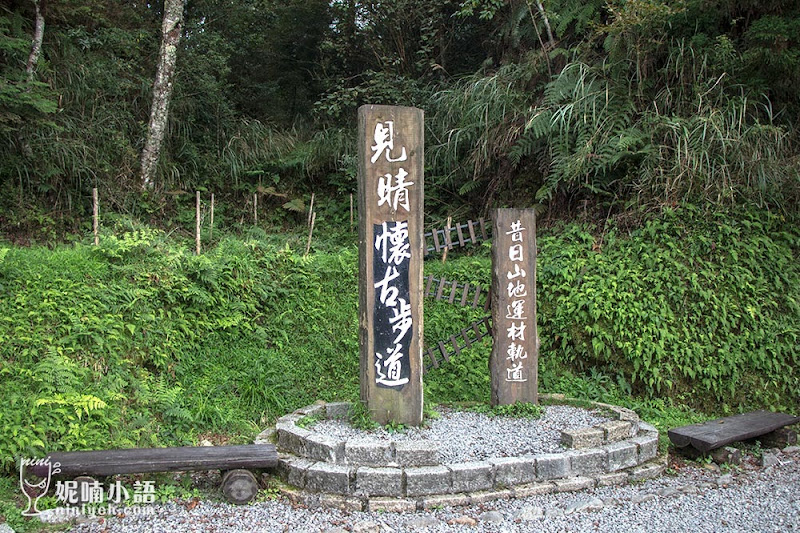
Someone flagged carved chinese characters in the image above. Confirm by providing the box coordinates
[490,209,538,405]
[358,105,424,426]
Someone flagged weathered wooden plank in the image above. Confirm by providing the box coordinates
[358,104,424,426]
[484,286,492,311]
[435,277,447,300]
[448,281,458,304]
[456,224,465,247]
[668,411,800,453]
[432,229,441,253]
[437,340,450,362]
[472,286,482,309]
[424,275,435,297]
[451,335,461,356]
[472,321,483,340]
[32,445,278,478]
[443,227,452,250]
[483,316,493,337]
[467,220,477,245]
[460,282,470,307]
[479,218,488,241]
[490,209,538,406]
[461,328,472,348]
[427,347,438,368]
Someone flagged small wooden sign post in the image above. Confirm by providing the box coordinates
[357,104,424,426]
[490,208,538,405]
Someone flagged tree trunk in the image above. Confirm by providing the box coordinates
[26,0,45,83]
[140,0,184,189]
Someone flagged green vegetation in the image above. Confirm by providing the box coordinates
[468,401,544,419]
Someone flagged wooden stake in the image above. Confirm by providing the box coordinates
[308,192,315,226]
[253,193,258,225]
[92,187,99,246]
[305,211,316,256]
[195,191,201,255]
[209,193,215,240]
[350,193,354,231]
[442,216,452,263]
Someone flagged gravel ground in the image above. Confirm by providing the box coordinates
[311,405,611,462]
[66,448,800,533]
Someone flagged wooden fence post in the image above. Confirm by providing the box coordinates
[490,208,538,405]
[209,193,215,240]
[92,187,99,246]
[358,105,424,426]
[195,191,201,255]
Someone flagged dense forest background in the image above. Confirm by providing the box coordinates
[1,0,798,239]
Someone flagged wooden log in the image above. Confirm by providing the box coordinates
[357,104,424,427]
[31,445,278,478]
[221,469,259,504]
[759,427,798,449]
[668,411,800,453]
[490,209,538,406]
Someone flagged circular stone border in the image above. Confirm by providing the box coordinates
[255,394,664,512]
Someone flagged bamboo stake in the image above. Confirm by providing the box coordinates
[350,193,354,231]
[195,191,201,255]
[308,192,315,226]
[92,187,99,246]
[253,193,258,225]
[442,216,452,263]
[209,193,215,240]
[305,211,316,256]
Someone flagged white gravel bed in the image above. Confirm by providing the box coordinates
[311,405,612,462]
[65,450,800,533]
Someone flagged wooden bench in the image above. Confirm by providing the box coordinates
[668,410,799,454]
[31,444,278,504]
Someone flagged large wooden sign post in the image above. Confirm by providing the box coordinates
[357,105,424,426]
[490,208,539,405]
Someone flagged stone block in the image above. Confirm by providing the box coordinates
[420,493,471,509]
[570,448,606,475]
[394,440,439,466]
[637,421,658,435]
[254,428,276,445]
[326,402,353,419]
[599,420,634,442]
[561,427,604,449]
[319,493,364,512]
[761,428,797,449]
[355,467,404,497]
[344,441,392,466]
[305,433,344,463]
[405,466,451,497]
[284,457,316,488]
[611,407,639,422]
[710,446,742,466]
[367,497,416,513]
[594,471,628,487]
[553,476,595,492]
[469,489,512,504]
[604,441,638,471]
[305,463,352,494]
[449,461,493,493]
[629,461,664,481]
[630,434,659,463]
[512,482,555,498]
[491,456,536,487]
[276,423,310,456]
[295,401,327,417]
[535,452,571,480]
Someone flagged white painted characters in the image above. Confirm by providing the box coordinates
[504,219,529,382]
[370,121,408,164]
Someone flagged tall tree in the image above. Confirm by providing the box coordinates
[140,0,184,189]
[25,0,45,82]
